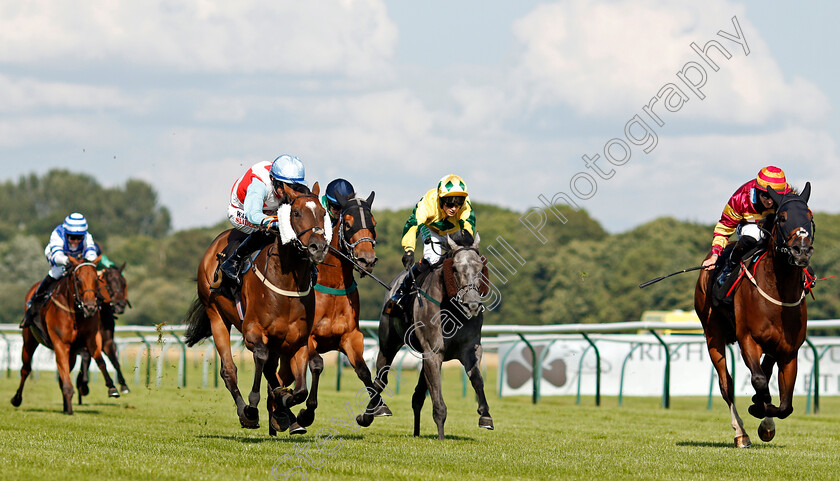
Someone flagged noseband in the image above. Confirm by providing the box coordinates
[283,194,328,253]
[449,246,483,308]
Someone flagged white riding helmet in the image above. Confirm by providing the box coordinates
[270,155,306,186]
[63,212,88,235]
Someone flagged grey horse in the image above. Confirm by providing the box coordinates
[357,234,493,439]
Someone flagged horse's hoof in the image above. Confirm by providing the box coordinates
[271,410,291,432]
[120,385,131,394]
[479,415,494,430]
[747,404,765,419]
[296,408,315,428]
[289,422,307,435]
[758,421,775,442]
[79,382,90,397]
[108,387,120,398]
[374,404,393,417]
[10,395,21,407]
[356,413,374,427]
[239,407,260,429]
[734,435,752,448]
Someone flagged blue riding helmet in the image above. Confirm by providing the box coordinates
[269,155,306,186]
[62,213,88,235]
[324,178,355,210]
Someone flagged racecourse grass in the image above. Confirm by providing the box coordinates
[2,358,840,481]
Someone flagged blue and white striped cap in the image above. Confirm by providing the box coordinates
[62,213,88,235]
[269,155,306,185]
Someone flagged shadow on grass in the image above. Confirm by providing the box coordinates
[677,440,784,449]
[198,433,365,444]
[381,433,477,441]
[17,408,103,415]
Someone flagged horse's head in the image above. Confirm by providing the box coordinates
[68,255,102,318]
[278,182,330,264]
[766,182,814,268]
[335,191,378,273]
[446,233,484,318]
[102,263,130,314]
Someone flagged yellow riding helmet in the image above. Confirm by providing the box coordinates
[437,174,468,198]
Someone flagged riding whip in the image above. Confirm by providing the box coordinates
[639,265,705,288]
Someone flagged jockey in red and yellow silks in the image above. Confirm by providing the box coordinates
[702,166,791,277]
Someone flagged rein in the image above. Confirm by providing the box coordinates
[740,252,806,307]
[323,199,390,290]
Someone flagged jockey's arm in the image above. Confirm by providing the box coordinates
[82,233,97,262]
[45,230,70,266]
[243,182,271,227]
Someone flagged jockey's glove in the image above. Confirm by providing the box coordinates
[402,250,414,270]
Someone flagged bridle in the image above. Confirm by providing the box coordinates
[764,196,815,264]
[282,193,328,253]
[70,262,103,313]
[102,267,131,310]
[448,246,483,308]
[336,198,376,263]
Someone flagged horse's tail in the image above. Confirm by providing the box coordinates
[183,298,212,347]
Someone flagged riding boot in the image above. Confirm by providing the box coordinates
[715,236,758,304]
[385,261,429,315]
[20,275,58,329]
[220,231,272,285]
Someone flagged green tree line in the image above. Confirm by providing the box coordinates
[1,170,838,326]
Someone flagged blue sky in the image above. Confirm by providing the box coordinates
[0,0,837,233]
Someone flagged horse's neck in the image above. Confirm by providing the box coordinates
[317,229,354,288]
[758,244,803,294]
[266,241,311,287]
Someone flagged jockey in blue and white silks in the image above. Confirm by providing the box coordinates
[21,213,99,328]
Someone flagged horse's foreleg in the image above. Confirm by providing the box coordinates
[707,337,749,447]
[463,343,493,430]
[77,350,91,403]
[208,309,252,428]
[422,355,447,440]
[739,338,771,419]
[412,367,428,437]
[103,330,130,393]
[243,326,269,427]
[343,330,390,417]
[357,341,402,427]
[11,329,39,408]
[769,356,798,420]
[263,355,280,436]
[296,350,323,428]
[284,346,311,435]
[88,332,119,398]
[53,343,75,415]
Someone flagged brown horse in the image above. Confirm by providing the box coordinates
[184,183,329,435]
[295,192,384,428]
[78,264,132,401]
[11,256,120,414]
[695,183,813,448]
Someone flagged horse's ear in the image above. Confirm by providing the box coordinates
[68,256,81,267]
[311,182,320,197]
[119,262,126,273]
[335,192,348,207]
[766,186,783,207]
[800,182,811,203]
[366,191,375,206]
[473,232,480,247]
[93,255,102,266]
[446,234,458,250]
[282,183,297,201]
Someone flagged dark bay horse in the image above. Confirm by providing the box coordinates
[11,256,120,414]
[358,234,493,439]
[184,183,329,435]
[295,192,382,428]
[78,264,132,401]
[695,183,814,448]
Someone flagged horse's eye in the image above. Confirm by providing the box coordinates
[292,210,301,218]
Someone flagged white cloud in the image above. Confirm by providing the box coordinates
[0,74,144,113]
[511,0,830,125]
[0,1,398,77]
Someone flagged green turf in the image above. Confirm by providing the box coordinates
[2,359,840,481]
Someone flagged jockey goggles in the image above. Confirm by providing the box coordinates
[67,234,84,241]
[441,196,465,208]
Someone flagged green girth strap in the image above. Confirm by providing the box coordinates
[314,279,357,296]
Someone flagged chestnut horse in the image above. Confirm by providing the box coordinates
[184,183,329,435]
[695,183,814,448]
[11,256,120,414]
[78,264,132,401]
[295,192,384,428]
